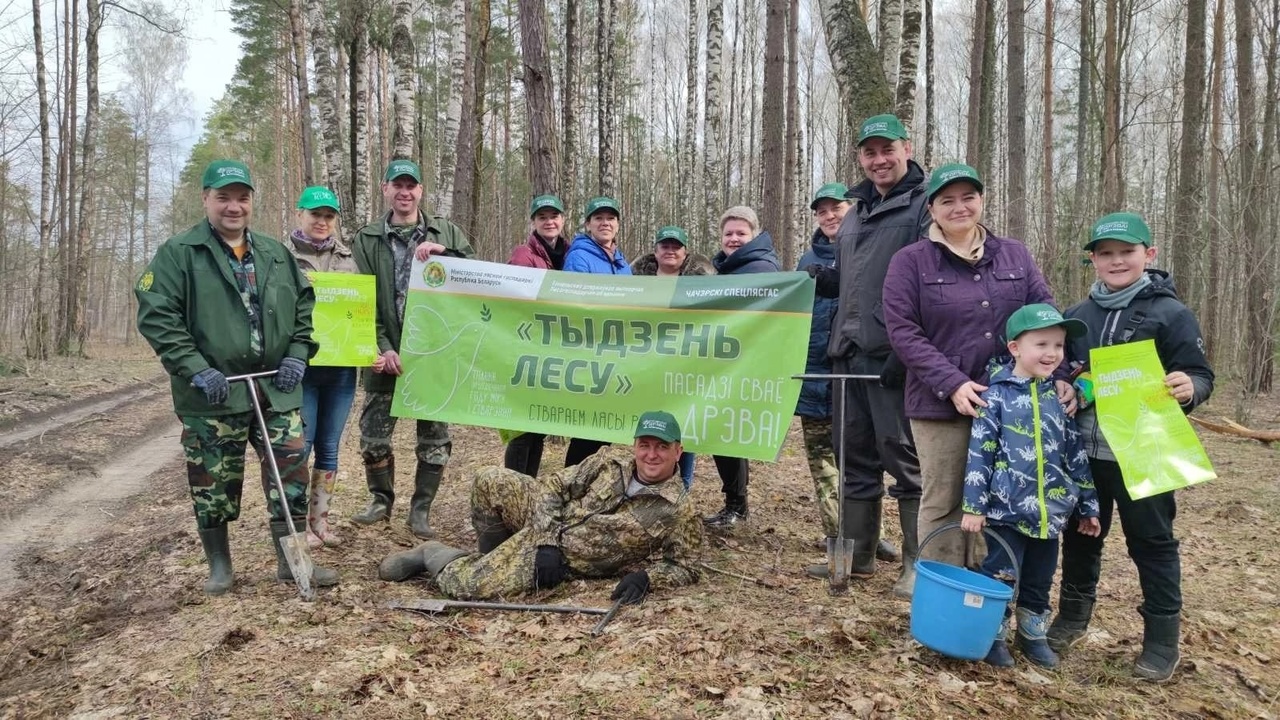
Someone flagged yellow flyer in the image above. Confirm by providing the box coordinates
[308,272,378,367]
[1091,339,1216,499]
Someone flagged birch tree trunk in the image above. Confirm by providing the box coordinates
[683,0,700,221]
[520,0,559,195]
[390,0,417,160]
[923,0,934,166]
[703,0,724,238]
[453,0,489,237]
[1171,0,1207,297]
[561,0,579,210]
[437,0,469,216]
[28,0,53,359]
[895,0,921,123]
[964,0,987,165]
[69,0,102,355]
[289,0,315,185]
[761,0,787,235]
[1237,0,1272,391]
[1073,0,1092,227]
[819,0,893,180]
[1040,0,1055,263]
[308,0,342,206]
[782,0,799,266]
[1100,0,1123,211]
[1203,0,1226,357]
[597,0,618,196]
[350,10,371,223]
[877,0,902,89]
[1006,0,1028,240]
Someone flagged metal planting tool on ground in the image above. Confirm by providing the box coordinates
[388,599,610,616]
[228,371,315,601]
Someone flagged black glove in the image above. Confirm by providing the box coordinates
[806,264,840,298]
[611,570,650,605]
[274,357,307,392]
[190,368,229,406]
[879,353,907,389]
[533,545,567,589]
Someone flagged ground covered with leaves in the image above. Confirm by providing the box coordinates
[1,346,1278,718]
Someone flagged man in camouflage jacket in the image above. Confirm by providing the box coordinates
[378,411,702,604]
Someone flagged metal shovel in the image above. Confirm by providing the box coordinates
[388,599,610,615]
[227,371,316,602]
[793,373,878,596]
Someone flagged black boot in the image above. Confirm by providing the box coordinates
[704,495,749,530]
[408,462,444,539]
[380,541,469,582]
[1047,596,1095,652]
[352,458,395,525]
[1133,608,1180,682]
[845,499,881,577]
[876,538,901,563]
[197,525,234,596]
[473,510,513,553]
[892,498,919,598]
[270,519,339,587]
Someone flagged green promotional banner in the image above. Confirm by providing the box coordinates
[1091,339,1216,499]
[308,271,379,367]
[391,256,815,460]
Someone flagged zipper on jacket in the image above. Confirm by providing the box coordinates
[1032,383,1049,539]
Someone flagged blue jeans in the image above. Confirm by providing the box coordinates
[979,523,1059,615]
[679,452,696,489]
[300,367,358,471]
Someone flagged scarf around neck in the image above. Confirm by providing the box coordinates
[290,229,335,253]
[1089,273,1152,309]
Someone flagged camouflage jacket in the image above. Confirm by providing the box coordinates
[530,447,702,589]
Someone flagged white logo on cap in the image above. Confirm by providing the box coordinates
[392,163,414,174]
[217,166,246,178]
[1036,310,1059,321]
[1094,221,1129,237]
[641,419,667,431]
[864,121,889,133]
[939,170,967,183]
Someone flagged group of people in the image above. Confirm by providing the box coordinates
[135,109,1211,684]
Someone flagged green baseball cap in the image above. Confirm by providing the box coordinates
[810,182,850,209]
[1005,303,1088,341]
[529,194,565,217]
[1085,211,1152,250]
[384,159,422,183]
[202,159,254,190]
[634,410,681,443]
[584,196,621,220]
[296,186,341,212]
[926,163,984,202]
[654,225,689,247]
[857,114,910,145]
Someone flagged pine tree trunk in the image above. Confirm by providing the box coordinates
[819,0,893,180]
[703,0,724,239]
[877,0,902,88]
[975,0,997,181]
[309,0,344,207]
[1006,0,1027,240]
[597,0,618,196]
[963,0,987,166]
[1100,0,1123,211]
[782,0,799,267]
[1235,0,1270,391]
[390,0,417,160]
[761,0,787,235]
[1203,0,1226,359]
[923,0,934,166]
[1040,0,1055,265]
[1171,0,1207,302]
[520,0,559,195]
[1073,0,1092,231]
[453,0,489,238]
[895,0,921,124]
[28,0,53,360]
[437,0,469,216]
[289,0,315,185]
[560,0,579,211]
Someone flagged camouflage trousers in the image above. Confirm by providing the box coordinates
[179,409,310,529]
[435,468,540,599]
[801,416,840,538]
[358,390,452,469]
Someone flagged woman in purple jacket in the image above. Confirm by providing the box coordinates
[882,163,1068,579]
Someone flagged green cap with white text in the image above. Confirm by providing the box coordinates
[584,196,621,220]
[654,225,689,246]
[926,163,984,202]
[634,411,681,443]
[296,186,341,212]
[529,194,565,217]
[857,114,910,145]
[202,159,255,190]
[384,159,422,183]
[1005,303,1088,341]
[1085,211,1152,250]
[810,182,850,209]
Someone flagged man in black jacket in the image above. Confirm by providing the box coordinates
[809,114,928,597]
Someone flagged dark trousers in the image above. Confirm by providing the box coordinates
[564,438,610,468]
[504,432,546,477]
[979,523,1059,614]
[713,455,749,508]
[832,355,922,501]
[1059,458,1181,615]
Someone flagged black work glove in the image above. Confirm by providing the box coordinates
[805,264,840,298]
[534,545,567,589]
[274,357,307,393]
[611,570,651,605]
[190,367,229,406]
[879,353,907,389]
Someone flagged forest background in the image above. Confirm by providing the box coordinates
[0,0,1277,419]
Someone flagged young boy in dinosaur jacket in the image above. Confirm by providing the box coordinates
[1047,212,1214,683]
[961,304,1102,669]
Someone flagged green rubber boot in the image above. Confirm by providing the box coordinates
[352,458,395,525]
[270,520,339,587]
[197,525,234,596]
[407,462,444,539]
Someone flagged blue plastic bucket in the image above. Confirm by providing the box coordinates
[909,524,1018,661]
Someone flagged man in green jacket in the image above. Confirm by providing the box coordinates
[350,159,475,537]
[135,159,339,596]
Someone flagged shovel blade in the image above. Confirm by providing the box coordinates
[827,537,855,595]
[279,533,316,602]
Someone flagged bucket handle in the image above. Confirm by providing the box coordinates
[916,521,1021,605]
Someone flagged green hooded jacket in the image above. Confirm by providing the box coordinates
[351,211,475,393]
[135,222,317,416]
